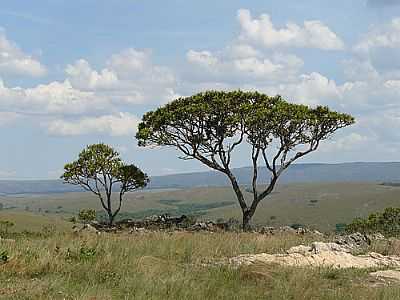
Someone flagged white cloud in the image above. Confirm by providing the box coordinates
[65,59,118,90]
[0,29,46,77]
[0,111,20,125]
[46,113,139,136]
[355,18,400,52]
[186,50,218,67]
[237,9,344,50]
[186,49,303,82]
[0,169,17,179]
[264,72,342,106]
[320,132,370,153]
[0,79,109,115]
[66,48,178,105]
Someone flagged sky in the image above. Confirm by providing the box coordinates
[1,0,400,179]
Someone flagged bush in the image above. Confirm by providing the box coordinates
[78,209,97,223]
[346,207,400,236]
[0,220,14,234]
[290,223,304,230]
[335,223,347,233]
[0,250,8,263]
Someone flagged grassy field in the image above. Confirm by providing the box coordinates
[1,230,400,299]
[0,211,72,233]
[1,182,400,231]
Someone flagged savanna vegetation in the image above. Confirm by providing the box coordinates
[1,228,400,300]
[61,143,149,225]
[137,90,354,229]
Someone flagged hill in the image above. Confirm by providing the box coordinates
[0,162,399,194]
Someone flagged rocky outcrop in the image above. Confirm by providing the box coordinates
[370,270,400,283]
[229,240,400,269]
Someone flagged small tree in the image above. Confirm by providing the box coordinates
[136,90,354,230]
[61,143,149,226]
[78,209,97,223]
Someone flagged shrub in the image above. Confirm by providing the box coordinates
[335,223,347,233]
[0,220,14,234]
[78,209,97,223]
[0,250,9,263]
[290,223,304,230]
[346,207,400,236]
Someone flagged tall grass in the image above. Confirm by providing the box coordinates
[1,231,400,299]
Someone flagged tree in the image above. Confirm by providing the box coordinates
[61,143,149,226]
[136,90,354,229]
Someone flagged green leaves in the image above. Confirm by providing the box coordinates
[136,90,355,227]
[61,143,149,225]
[136,90,355,154]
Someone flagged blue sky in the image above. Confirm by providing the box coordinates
[1,0,400,179]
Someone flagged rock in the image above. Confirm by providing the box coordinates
[259,226,275,235]
[368,233,385,241]
[311,242,351,253]
[280,226,296,233]
[312,230,324,237]
[73,224,100,235]
[286,245,312,255]
[229,241,400,269]
[370,270,400,282]
[129,227,147,234]
[296,227,308,235]
[334,232,370,250]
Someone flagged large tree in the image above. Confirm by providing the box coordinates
[136,91,354,229]
[61,143,149,225]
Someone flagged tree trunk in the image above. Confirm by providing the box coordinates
[242,210,252,231]
[107,211,114,226]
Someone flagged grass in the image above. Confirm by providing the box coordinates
[0,211,72,233]
[1,229,400,299]
[2,182,400,231]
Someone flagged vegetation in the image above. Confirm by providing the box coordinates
[0,229,399,299]
[78,209,97,223]
[61,143,149,225]
[136,90,354,229]
[346,207,400,236]
[3,182,400,232]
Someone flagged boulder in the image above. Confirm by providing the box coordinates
[334,232,370,250]
[370,270,400,282]
[229,242,400,269]
[73,224,100,235]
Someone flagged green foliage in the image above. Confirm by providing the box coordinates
[136,90,354,228]
[0,250,8,263]
[335,223,347,233]
[0,203,3,210]
[65,245,97,262]
[290,223,304,230]
[61,143,149,225]
[79,246,97,260]
[346,207,400,236]
[78,209,96,223]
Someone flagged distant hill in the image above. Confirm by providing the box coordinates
[148,162,400,188]
[0,162,400,195]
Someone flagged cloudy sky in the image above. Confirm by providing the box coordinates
[1,0,400,179]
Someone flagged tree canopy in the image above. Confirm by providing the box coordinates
[61,143,149,225]
[136,90,354,229]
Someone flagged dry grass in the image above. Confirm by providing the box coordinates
[0,230,400,299]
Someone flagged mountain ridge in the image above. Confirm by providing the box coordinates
[0,162,399,195]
